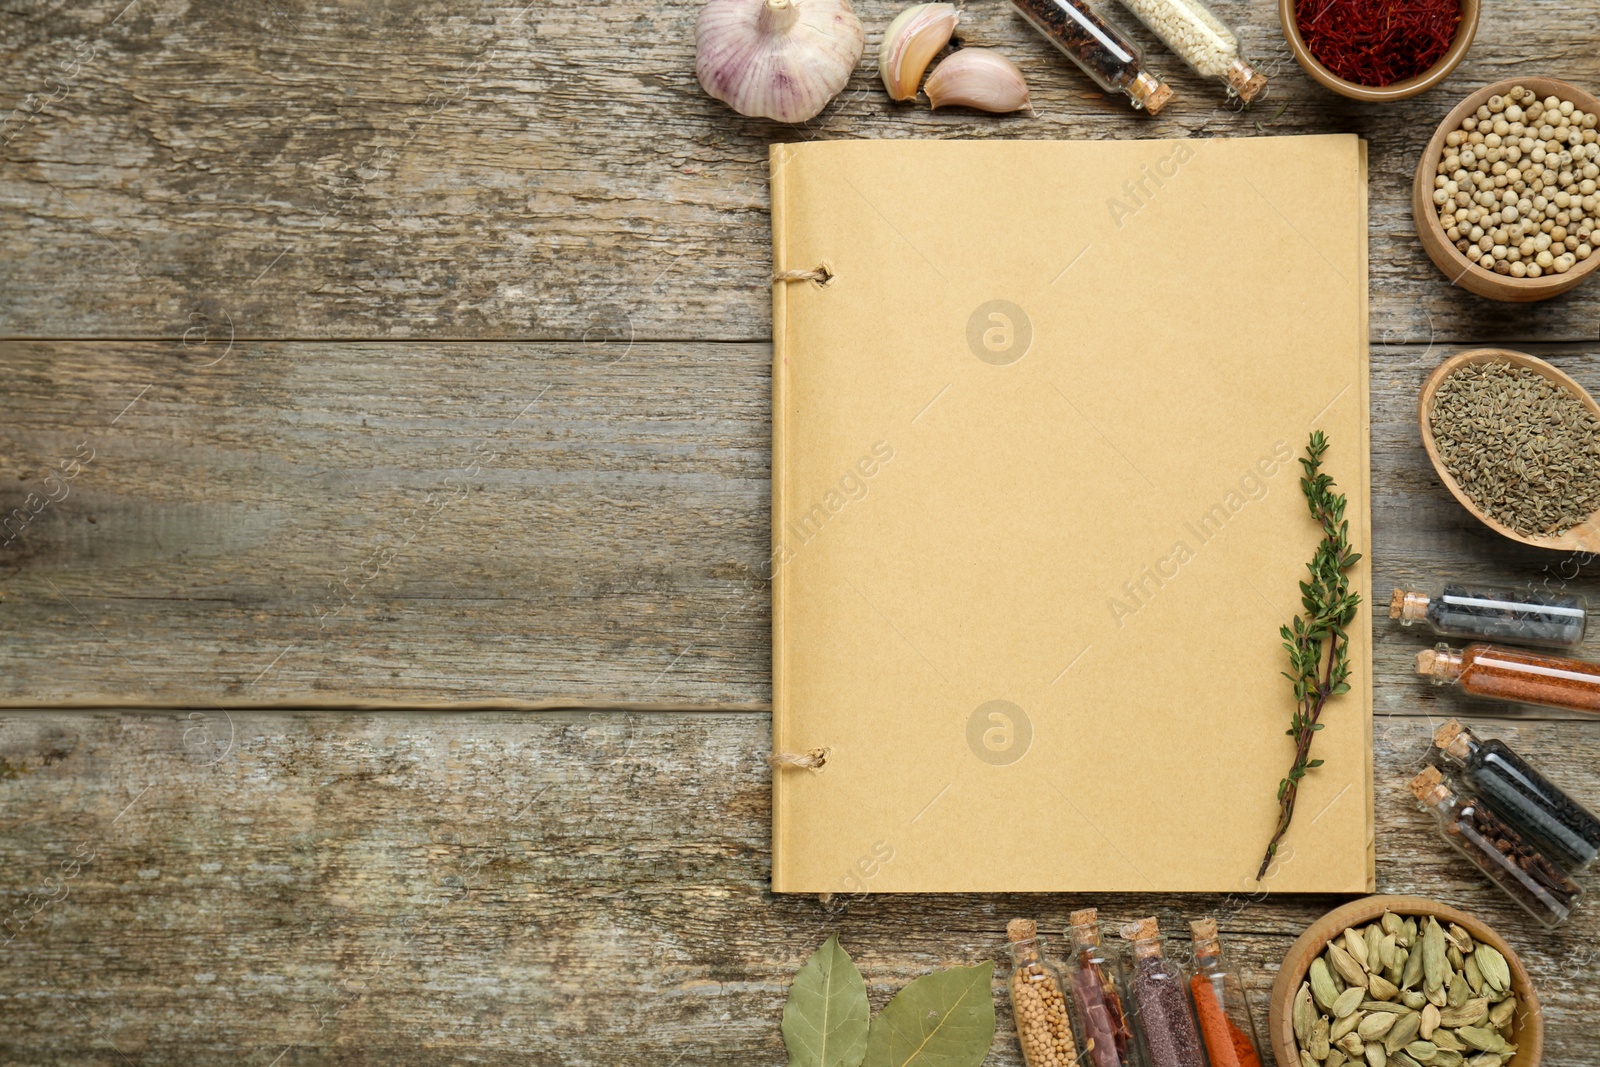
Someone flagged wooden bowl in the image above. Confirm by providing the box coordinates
[1268,895,1544,1067]
[1280,0,1478,102]
[1419,348,1600,552]
[1413,77,1600,301]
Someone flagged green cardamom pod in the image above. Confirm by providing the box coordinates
[1301,1051,1319,1067]
[1464,1055,1501,1067]
[1295,981,1316,1045]
[1333,1011,1365,1041]
[1456,1026,1512,1055]
[1463,955,1483,994]
[1363,1000,1414,1015]
[1420,1003,1440,1040]
[1382,912,1402,936]
[1390,1053,1423,1067]
[1446,945,1464,971]
[1432,1029,1465,1053]
[1447,924,1474,955]
[1473,944,1510,993]
[1344,927,1370,968]
[1401,918,1418,948]
[1365,1040,1388,1067]
[1439,998,1489,1029]
[1406,1041,1438,1063]
[1366,924,1385,971]
[1487,996,1516,1031]
[1312,959,1341,1013]
[1447,971,1470,1008]
[1402,991,1426,1010]
[1359,1013,1398,1040]
[1335,987,1367,1018]
[1401,936,1425,990]
[1385,1012,1422,1054]
[1380,933,1399,971]
[1312,1016,1332,1059]
[1339,1032,1368,1057]
[1331,942,1370,986]
[1327,1051,1348,1067]
[1422,918,1447,993]
[1426,984,1448,1009]
[1369,974,1400,1001]
[1432,1050,1464,1067]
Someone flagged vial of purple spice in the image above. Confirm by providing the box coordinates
[1391,583,1588,649]
[1010,0,1173,113]
[1119,917,1206,1067]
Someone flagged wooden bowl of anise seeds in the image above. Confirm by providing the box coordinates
[1269,895,1543,1067]
[1413,76,1600,301]
[1419,348,1600,553]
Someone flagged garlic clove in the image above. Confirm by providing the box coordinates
[877,3,959,102]
[923,48,1031,113]
[696,0,865,123]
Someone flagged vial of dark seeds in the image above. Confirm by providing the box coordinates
[1119,917,1206,1067]
[1432,719,1600,873]
[1010,0,1173,113]
[1391,583,1588,649]
[1410,765,1582,928]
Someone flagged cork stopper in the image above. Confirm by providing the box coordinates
[1189,917,1221,957]
[1409,765,1451,807]
[1226,59,1268,103]
[1068,908,1100,946]
[1433,719,1473,761]
[1007,918,1038,943]
[1415,646,1464,682]
[1391,588,1431,622]
[1119,916,1159,941]
[1130,71,1172,116]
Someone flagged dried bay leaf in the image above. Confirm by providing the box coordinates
[784,934,871,1067]
[864,962,995,1067]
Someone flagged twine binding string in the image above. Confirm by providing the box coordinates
[772,266,832,285]
[769,747,829,772]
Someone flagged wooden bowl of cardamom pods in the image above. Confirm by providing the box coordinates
[1268,895,1542,1067]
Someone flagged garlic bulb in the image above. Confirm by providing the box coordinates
[924,48,1031,112]
[878,3,959,101]
[696,0,865,123]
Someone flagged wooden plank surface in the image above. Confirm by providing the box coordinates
[3,340,1600,707]
[1,708,1597,1066]
[3,0,1600,344]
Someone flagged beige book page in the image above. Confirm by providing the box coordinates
[771,136,1372,894]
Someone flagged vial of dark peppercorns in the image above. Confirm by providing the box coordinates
[1010,0,1173,113]
[1391,583,1588,648]
[1433,719,1600,873]
[1410,765,1582,928]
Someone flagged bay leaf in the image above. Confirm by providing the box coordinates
[864,962,995,1067]
[784,934,871,1067]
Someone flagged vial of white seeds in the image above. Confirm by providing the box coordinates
[1109,0,1267,101]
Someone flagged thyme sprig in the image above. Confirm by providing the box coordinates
[1257,431,1362,882]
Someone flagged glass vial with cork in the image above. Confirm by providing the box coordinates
[1187,919,1263,1067]
[1416,643,1600,714]
[1391,583,1588,648]
[1109,0,1266,101]
[1010,0,1173,113]
[1007,919,1083,1067]
[1119,917,1206,1067]
[1409,765,1582,928]
[1066,909,1139,1067]
[1432,719,1600,873]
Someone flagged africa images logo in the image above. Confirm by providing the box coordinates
[966,300,1033,366]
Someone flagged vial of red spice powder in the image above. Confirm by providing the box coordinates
[1433,719,1600,874]
[1186,919,1263,1067]
[1417,643,1600,715]
[1391,583,1588,649]
[1010,0,1173,114]
[1119,917,1206,1067]
[1065,909,1139,1067]
[1007,919,1084,1067]
[1410,765,1581,928]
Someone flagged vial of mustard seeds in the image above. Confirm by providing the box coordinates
[1391,583,1588,648]
[1008,919,1083,1067]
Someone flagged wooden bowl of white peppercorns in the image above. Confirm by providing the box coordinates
[1413,77,1600,302]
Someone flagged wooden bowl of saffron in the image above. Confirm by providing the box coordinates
[1280,0,1478,102]
[1413,77,1600,301]
[1268,895,1544,1067]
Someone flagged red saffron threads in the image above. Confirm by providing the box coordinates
[1295,0,1460,87]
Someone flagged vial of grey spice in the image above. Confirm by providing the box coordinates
[1109,0,1266,101]
[1433,718,1600,873]
[1010,0,1173,114]
[1007,919,1083,1067]
[1391,583,1588,649]
[1417,643,1600,714]
[1410,765,1582,928]
[1119,917,1206,1067]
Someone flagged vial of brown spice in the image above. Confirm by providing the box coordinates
[1120,917,1206,1067]
[1010,0,1173,113]
[1410,765,1582,928]
[1007,919,1083,1067]
[1417,642,1600,714]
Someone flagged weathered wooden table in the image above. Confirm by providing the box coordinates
[3,0,1598,1062]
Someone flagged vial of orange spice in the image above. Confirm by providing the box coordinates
[1187,919,1264,1067]
[1007,919,1082,1067]
[1417,643,1600,714]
